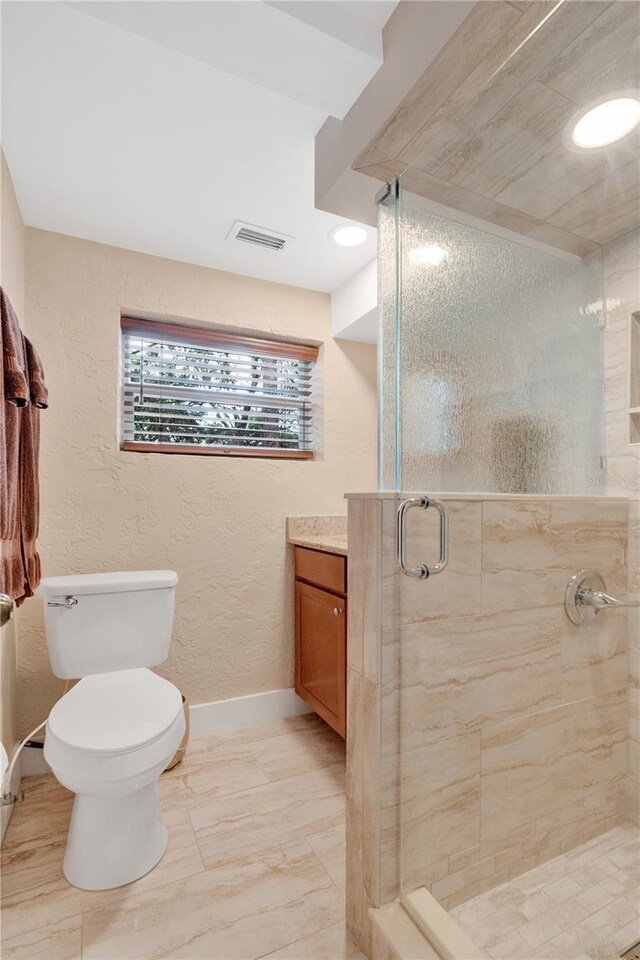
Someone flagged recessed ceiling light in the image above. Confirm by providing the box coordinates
[329,223,368,248]
[409,244,449,267]
[570,96,640,149]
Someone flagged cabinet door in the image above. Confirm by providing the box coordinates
[295,580,346,738]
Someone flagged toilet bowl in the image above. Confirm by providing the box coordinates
[45,668,185,890]
[39,569,182,889]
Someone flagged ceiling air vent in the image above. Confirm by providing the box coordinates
[227,220,293,252]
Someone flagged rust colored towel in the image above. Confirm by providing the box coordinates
[21,337,48,597]
[24,337,48,409]
[1,289,47,603]
[1,289,29,601]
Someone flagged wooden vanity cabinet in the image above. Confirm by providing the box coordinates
[294,546,347,739]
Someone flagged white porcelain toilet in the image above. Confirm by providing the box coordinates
[38,570,185,891]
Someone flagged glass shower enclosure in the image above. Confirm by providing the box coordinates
[378,181,605,497]
[376,0,636,929]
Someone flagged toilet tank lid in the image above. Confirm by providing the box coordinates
[38,570,178,598]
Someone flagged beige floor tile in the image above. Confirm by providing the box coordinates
[0,915,81,960]
[1,717,350,960]
[306,823,346,895]
[248,724,345,782]
[466,905,527,949]
[454,826,640,960]
[2,775,73,853]
[518,913,563,948]
[1,805,204,941]
[190,761,345,869]
[81,842,344,960]
[518,889,554,920]
[485,930,531,959]
[235,713,325,744]
[449,894,494,928]
[544,898,590,929]
[614,916,640,953]
[546,928,593,960]
[542,875,582,903]
[259,920,365,960]
[159,734,269,809]
[600,873,629,897]
[575,882,616,914]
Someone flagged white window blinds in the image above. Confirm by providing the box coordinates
[120,318,318,458]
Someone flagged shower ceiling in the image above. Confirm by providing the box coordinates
[354,0,640,256]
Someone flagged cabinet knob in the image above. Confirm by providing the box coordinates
[333,607,343,616]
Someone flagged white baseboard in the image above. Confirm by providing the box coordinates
[1,744,22,845]
[17,688,313,782]
[189,687,312,739]
[21,744,51,777]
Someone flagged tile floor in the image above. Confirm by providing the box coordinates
[1,713,363,960]
[450,824,640,960]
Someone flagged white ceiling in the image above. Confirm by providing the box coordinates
[1,1,396,293]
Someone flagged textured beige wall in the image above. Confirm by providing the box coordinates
[0,152,25,769]
[602,227,640,824]
[18,228,377,734]
[1,151,25,319]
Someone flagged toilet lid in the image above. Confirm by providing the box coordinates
[47,668,183,754]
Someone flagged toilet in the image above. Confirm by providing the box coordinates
[38,570,185,891]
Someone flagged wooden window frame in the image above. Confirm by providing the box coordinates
[120,316,319,460]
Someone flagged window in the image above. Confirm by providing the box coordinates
[120,317,318,459]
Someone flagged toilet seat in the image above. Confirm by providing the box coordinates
[45,669,185,785]
[49,668,182,753]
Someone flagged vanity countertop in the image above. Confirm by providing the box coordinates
[286,516,348,557]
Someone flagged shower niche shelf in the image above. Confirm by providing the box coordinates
[629,312,640,445]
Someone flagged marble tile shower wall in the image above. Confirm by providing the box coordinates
[401,496,629,910]
[346,497,400,957]
[602,228,639,828]
[345,492,630,951]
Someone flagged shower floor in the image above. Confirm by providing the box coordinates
[449,824,640,960]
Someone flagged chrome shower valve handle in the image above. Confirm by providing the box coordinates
[565,569,639,625]
[581,588,640,610]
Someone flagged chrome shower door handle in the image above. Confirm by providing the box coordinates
[397,496,449,579]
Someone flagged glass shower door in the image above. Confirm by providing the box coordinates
[377,178,619,910]
[380,185,605,497]
[375,0,637,952]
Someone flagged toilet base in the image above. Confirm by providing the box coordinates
[63,780,168,890]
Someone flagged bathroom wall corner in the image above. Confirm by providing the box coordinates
[347,494,402,956]
[0,150,26,844]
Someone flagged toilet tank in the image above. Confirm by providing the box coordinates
[38,571,178,679]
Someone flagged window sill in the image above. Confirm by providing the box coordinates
[121,441,313,460]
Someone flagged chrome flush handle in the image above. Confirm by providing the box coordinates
[46,596,78,608]
[397,496,449,579]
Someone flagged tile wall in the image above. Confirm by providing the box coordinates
[603,228,639,825]
[346,491,631,950]
[346,230,637,953]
